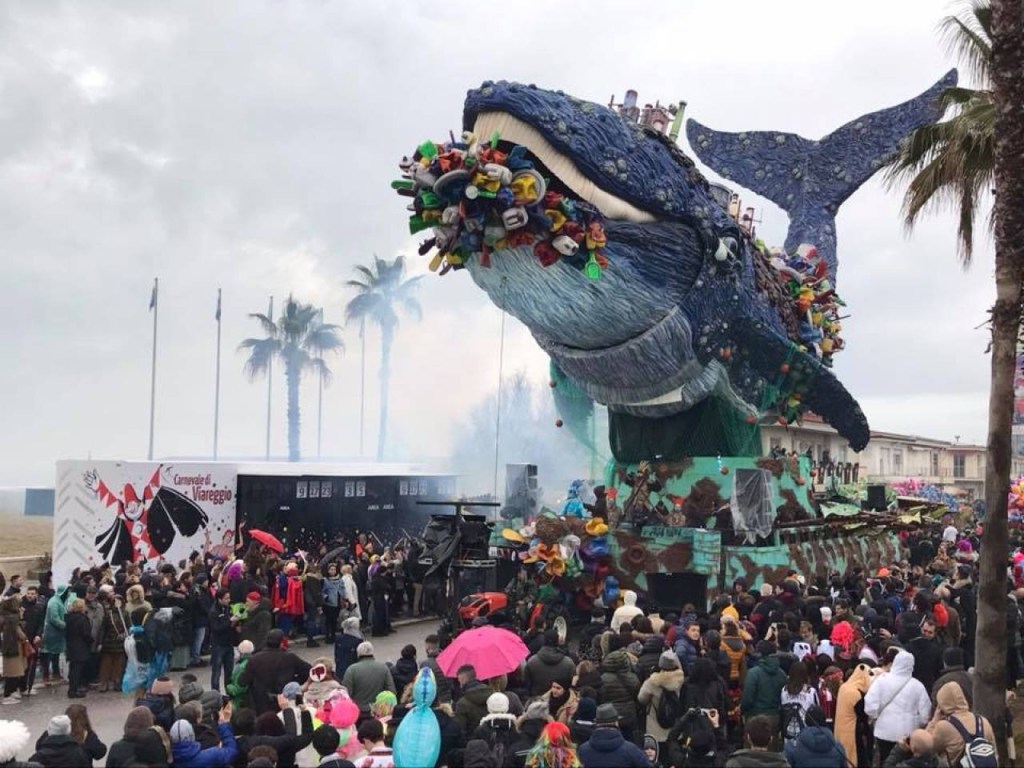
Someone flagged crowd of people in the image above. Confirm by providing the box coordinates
[0,521,1015,767]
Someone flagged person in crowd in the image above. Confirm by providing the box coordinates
[82,587,104,685]
[303,565,324,648]
[209,589,238,691]
[835,662,874,768]
[740,641,787,731]
[539,680,580,726]
[228,640,256,710]
[391,644,419,696]
[569,696,597,747]
[471,691,519,765]
[930,647,973,707]
[247,708,315,768]
[240,629,312,715]
[455,665,493,736]
[724,714,789,768]
[106,706,156,768]
[40,585,70,687]
[0,718,43,768]
[340,564,361,625]
[577,703,650,767]
[59,703,107,763]
[355,719,393,768]
[779,660,819,747]
[610,590,643,632]
[422,634,453,704]
[97,588,128,693]
[882,729,939,768]
[1,596,29,704]
[927,681,995,768]
[525,630,576,699]
[784,704,847,768]
[190,572,214,668]
[637,650,684,749]
[63,598,93,699]
[524,721,581,768]
[864,650,932,764]
[169,703,239,768]
[334,617,364,682]
[340,641,395,715]
[239,591,273,651]
[907,618,944,692]
[673,619,702,676]
[137,675,178,730]
[311,725,356,768]
[28,715,89,768]
[597,635,640,743]
[322,564,346,644]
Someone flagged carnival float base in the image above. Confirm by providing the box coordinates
[495,456,901,610]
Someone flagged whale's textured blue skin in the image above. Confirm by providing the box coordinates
[457,74,956,456]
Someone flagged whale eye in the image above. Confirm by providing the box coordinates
[723,236,738,255]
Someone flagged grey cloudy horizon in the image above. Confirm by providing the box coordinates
[0,0,994,488]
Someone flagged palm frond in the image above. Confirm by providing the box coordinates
[346,278,372,292]
[344,292,385,326]
[305,323,345,356]
[352,264,378,284]
[939,1,992,86]
[309,357,333,386]
[400,295,423,322]
[248,313,278,337]
[238,338,280,381]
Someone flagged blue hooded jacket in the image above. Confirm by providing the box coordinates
[170,722,238,768]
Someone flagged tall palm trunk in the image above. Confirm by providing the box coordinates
[975,0,1024,756]
[286,353,301,462]
[377,321,394,462]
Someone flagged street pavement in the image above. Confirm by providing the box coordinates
[1,618,438,760]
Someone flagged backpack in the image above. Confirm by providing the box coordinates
[655,688,685,729]
[948,714,997,768]
[671,709,717,768]
[781,701,807,742]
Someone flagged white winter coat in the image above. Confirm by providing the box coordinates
[611,590,643,632]
[863,650,932,742]
[341,574,361,620]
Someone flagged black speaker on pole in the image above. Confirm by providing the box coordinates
[866,484,887,511]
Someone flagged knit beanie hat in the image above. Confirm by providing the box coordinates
[486,692,510,715]
[522,701,551,722]
[575,697,597,722]
[169,720,195,744]
[123,706,155,738]
[151,676,174,697]
[659,650,681,670]
[178,680,203,704]
[200,690,222,722]
[238,639,255,656]
[47,715,71,737]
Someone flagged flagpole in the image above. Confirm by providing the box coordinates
[359,317,366,458]
[148,277,159,461]
[317,307,324,460]
[213,288,222,460]
[265,295,273,461]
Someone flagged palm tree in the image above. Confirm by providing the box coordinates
[239,296,343,462]
[345,255,422,461]
[884,0,1024,752]
[884,0,994,264]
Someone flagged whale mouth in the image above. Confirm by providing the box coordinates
[472,112,657,224]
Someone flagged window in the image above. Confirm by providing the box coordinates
[769,437,782,450]
[893,450,903,474]
[931,452,939,477]
[953,454,966,479]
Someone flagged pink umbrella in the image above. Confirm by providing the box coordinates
[436,626,529,680]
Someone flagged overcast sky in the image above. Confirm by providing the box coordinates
[0,0,994,487]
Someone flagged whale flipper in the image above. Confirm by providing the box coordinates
[736,320,869,451]
[686,69,958,279]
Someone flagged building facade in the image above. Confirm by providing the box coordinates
[760,414,988,501]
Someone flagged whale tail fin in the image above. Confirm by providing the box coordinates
[686,69,957,279]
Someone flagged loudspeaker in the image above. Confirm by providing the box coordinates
[867,484,887,511]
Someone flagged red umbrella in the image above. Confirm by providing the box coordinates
[248,528,284,554]
[436,626,529,680]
